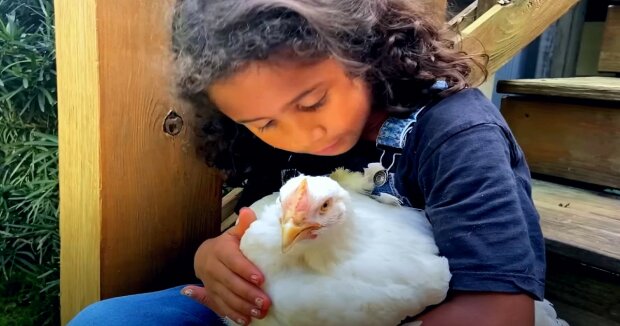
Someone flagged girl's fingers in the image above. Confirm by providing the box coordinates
[181,285,252,325]
[214,259,270,312]
[212,293,252,326]
[219,243,265,287]
[212,281,265,320]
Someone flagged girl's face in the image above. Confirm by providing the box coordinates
[208,58,372,156]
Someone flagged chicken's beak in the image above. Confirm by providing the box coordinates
[280,179,320,252]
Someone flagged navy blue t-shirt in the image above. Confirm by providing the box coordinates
[236,88,546,300]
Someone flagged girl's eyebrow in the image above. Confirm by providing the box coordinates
[236,83,322,124]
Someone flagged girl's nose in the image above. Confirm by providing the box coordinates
[311,125,326,142]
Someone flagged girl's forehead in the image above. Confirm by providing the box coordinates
[210,58,340,91]
[207,58,345,114]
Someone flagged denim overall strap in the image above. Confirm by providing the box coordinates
[371,80,448,206]
[376,80,448,153]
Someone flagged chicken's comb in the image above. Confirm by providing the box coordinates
[293,178,309,213]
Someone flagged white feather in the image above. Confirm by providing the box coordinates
[535,300,570,326]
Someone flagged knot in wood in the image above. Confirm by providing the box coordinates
[163,111,184,136]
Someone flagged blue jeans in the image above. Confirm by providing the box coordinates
[69,285,226,326]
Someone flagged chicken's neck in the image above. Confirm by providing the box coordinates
[292,214,356,274]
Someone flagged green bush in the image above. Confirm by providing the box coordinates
[0,0,58,324]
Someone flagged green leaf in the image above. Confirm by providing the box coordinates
[0,1,60,323]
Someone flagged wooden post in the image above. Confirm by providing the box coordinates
[460,0,579,83]
[55,0,222,323]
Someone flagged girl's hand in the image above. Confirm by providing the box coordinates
[181,208,271,325]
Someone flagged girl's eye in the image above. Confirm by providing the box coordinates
[298,92,328,112]
[258,120,276,132]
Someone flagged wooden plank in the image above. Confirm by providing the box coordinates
[460,0,579,83]
[56,0,102,322]
[497,77,620,102]
[551,301,620,326]
[501,96,620,189]
[448,1,478,31]
[56,0,222,323]
[221,188,242,231]
[599,6,620,73]
[546,253,620,326]
[476,0,496,19]
[532,179,620,273]
[221,188,242,222]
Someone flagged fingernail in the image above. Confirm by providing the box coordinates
[255,297,264,308]
[236,318,246,325]
[181,288,193,297]
[251,308,260,317]
[250,274,260,284]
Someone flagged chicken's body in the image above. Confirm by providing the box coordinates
[230,173,568,326]
[237,175,450,326]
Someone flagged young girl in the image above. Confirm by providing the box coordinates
[70,0,545,325]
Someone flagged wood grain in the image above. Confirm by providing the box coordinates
[497,77,620,102]
[56,0,222,322]
[97,0,223,299]
[600,5,620,73]
[460,0,579,83]
[221,188,243,223]
[56,0,101,322]
[532,179,620,273]
[221,188,242,232]
[501,96,620,189]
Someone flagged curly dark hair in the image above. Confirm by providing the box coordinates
[172,0,487,185]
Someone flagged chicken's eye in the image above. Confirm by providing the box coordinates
[319,199,332,214]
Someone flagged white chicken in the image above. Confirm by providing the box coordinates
[230,172,451,326]
[230,169,569,326]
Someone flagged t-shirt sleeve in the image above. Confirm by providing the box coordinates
[418,122,545,300]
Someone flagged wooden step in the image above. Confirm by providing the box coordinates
[497,77,620,102]
[532,179,620,273]
[545,252,620,326]
[500,93,620,189]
